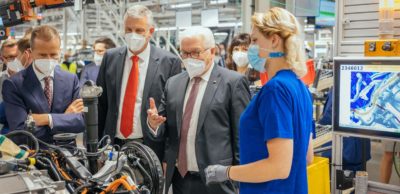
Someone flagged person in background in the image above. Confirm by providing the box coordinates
[0,39,20,102]
[80,37,116,85]
[15,33,33,69]
[214,44,225,67]
[97,5,181,160]
[61,50,77,74]
[380,141,400,184]
[2,25,85,143]
[0,33,34,134]
[205,7,314,194]
[218,43,227,60]
[226,33,261,87]
[147,26,250,194]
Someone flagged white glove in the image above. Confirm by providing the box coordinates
[204,165,230,185]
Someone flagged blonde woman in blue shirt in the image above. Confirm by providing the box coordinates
[205,7,314,194]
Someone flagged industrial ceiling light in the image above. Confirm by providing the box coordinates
[210,0,228,5]
[171,3,192,9]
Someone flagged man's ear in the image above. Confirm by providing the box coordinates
[210,47,216,55]
[149,26,155,37]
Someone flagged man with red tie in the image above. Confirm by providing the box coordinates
[96,5,181,160]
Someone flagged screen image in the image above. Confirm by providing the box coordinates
[316,0,335,26]
[338,64,400,134]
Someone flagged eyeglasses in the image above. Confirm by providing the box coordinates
[180,48,210,59]
[3,56,17,62]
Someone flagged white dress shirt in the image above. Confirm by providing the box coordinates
[148,62,215,171]
[33,64,55,128]
[116,43,151,139]
[182,63,214,172]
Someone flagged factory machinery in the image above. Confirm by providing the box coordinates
[0,0,86,40]
[0,81,164,194]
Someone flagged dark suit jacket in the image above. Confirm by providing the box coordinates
[80,62,100,86]
[2,65,85,143]
[149,65,250,194]
[97,45,181,160]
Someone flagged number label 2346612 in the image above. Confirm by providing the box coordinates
[341,65,363,71]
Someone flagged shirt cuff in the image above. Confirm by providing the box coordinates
[147,119,159,136]
[48,114,54,129]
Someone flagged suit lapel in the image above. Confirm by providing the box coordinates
[51,67,65,112]
[196,66,222,136]
[23,65,50,113]
[176,74,190,137]
[141,46,160,116]
[116,47,128,107]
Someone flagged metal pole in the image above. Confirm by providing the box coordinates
[241,0,252,33]
[166,30,170,51]
[62,9,68,55]
[332,133,344,194]
[80,7,87,43]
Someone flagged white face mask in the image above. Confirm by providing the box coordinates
[125,32,147,52]
[34,59,59,76]
[183,58,206,78]
[232,51,249,67]
[7,59,25,73]
[94,53,103,66]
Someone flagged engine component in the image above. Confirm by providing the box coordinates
[123,141,164,194]
[56,147,92,180]
[0,170,66,194]
[81,80,103,174]
[53,133,78,149]
[92,155,128,181]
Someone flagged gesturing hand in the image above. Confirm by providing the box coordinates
[65,99,84,114]
[147,98,166,131]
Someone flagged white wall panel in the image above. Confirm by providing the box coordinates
[336,0,400,56]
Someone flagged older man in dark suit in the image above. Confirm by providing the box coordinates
[96,5,181,160]
[147,26,250,194]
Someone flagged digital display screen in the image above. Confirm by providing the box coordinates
[334,59,400,139]
[339,65,400,132]
[316,0,335,26]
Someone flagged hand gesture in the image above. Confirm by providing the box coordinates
[147,98,166,130]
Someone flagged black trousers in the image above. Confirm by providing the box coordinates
[172,168,236,194]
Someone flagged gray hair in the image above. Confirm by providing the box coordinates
[124,5,154,27]
[179,27,215,49]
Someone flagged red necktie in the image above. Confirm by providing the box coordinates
[120,55,139,138]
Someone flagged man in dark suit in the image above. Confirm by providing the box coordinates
[147,27,250,194]
[2,25,85,143]
[96,5,181,160]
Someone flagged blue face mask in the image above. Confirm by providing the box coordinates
[247,44,285,73]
